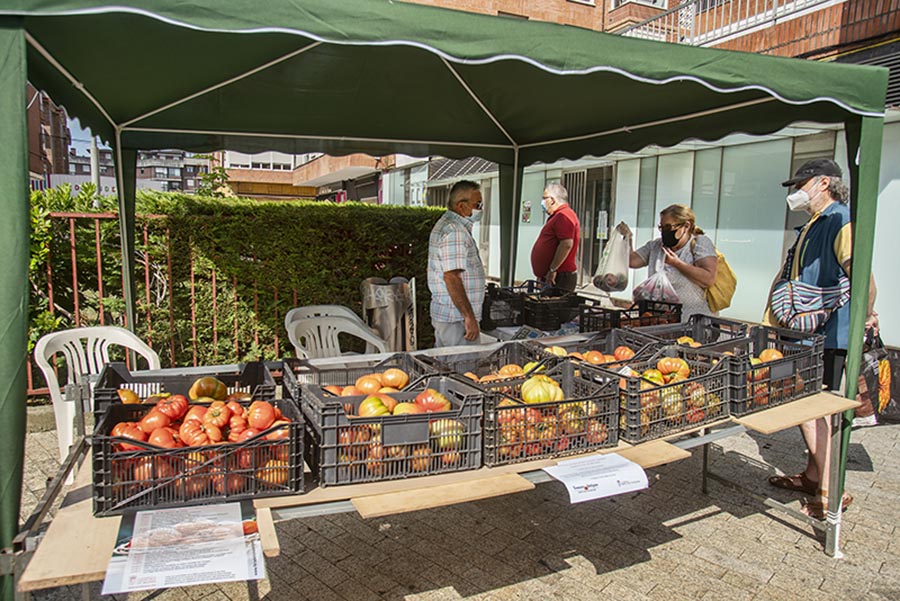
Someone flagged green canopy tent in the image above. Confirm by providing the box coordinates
[0,0,887,590]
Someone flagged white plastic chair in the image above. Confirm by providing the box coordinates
[286,315,388,359]
[34,326,161,462]
[284,305,383,354]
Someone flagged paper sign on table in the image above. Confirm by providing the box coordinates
[102,501,264,594]
[543,453,648,503]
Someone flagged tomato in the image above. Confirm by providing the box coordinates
[242,520,259,535]
[227,414,249,442]
[183,405,208,423]
[112,421,148,451]
[685,407,706,424]
[265,419,291,441]
[147,426,183,448]
[247,401,276,430]
[202,401,232,428]
[180,420,223,446]
[155,394,189,420]
[225,400,245,419]
[133,457,175,482]
[139,408,172,434]
[256,459,290,487]
[213,473,250,496]
[414,389,451,412]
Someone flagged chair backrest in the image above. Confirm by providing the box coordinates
[33,326,161,462]
[283,304,368,332]
[286,315,387,359]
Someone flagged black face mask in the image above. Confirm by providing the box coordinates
[661,227,682,248]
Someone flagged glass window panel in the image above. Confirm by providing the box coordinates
[715,138,792,321]
[515,171,547,283]
[655,152,694,217]
[692,148,722,237]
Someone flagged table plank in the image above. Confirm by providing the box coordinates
[734,392,860,435]
[352,473,534,519]
[255,507,280,558]
[618,440,691,469]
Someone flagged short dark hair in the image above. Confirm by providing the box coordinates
[448,180,481,208]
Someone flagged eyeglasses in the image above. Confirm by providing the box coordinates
[471,200,483,210]
[657,223,683,232]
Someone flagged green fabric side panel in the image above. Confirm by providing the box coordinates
[498,162,523,286]
[117,147,137,332]
[839,116,883,492]
[0,18,28,595]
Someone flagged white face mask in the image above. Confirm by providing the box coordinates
[786,189,811,212]
[540,198,549,214]
[468,209,483,223]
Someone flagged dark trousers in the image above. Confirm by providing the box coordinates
[554,271,577,292]
[823,348,847,392]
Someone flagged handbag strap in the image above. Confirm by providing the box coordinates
[780,236,800,280]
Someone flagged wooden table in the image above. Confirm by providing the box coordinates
[17,391,858,594]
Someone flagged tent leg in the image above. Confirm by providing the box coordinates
[498,155,523,286]
[824,410,844,558]
[0,18,29,601]
[114,142,137,333]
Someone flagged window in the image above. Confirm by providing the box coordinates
[567,0,595,6]
[155,167,166,178]
[186,166,195,174]
[699,0,728,10]
[168,168,181,178]
[251,162,271,170]
[612,0,666,8]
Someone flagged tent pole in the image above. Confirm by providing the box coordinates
[498,149,523,286]
[114,136,138,334]
[826,115,883,557]
[0,18,29,599]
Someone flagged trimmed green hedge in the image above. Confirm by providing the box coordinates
[30,189,443,371]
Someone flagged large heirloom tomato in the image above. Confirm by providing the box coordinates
[180,419,223,446]
[247,401,276,430]
[203,401,233,428]
[155,394,189,420]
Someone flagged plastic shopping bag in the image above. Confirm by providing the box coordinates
[632,252,680,304]
[593,229,630,292]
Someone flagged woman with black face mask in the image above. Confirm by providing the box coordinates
[614,204,719,322]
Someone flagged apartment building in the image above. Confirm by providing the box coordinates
[135,150,209,193]
[26,82,70,190]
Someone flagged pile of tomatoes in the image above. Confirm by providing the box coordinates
[107,396,293,494]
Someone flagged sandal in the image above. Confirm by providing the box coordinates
[801,492,854,519]
[768,473,818,496]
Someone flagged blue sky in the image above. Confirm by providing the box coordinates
[68,118,109,155]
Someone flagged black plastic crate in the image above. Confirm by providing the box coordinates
[632,314,750,348]
[282,352,436,404]
[534,328,662,368]
[91,397,304,516]
[704,325,824,416]
[523,290,583,331]
[418,340,561,386]
[582,345,730,444]
[479,361,619,466]
[93,362,276,414]
[480,281,542,330]
[301,375,483,486]
[579,300,682,333]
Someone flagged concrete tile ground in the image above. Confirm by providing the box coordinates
[20,411,900,601]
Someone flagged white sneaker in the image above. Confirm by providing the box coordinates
[852,414,878,428]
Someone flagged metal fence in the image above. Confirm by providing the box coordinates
[619,0,851,49]
[28,212,290,397]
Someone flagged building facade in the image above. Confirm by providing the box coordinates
[26,82,70,190]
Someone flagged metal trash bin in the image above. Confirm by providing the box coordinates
[360,276,417,352]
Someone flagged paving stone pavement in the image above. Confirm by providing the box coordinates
[19,411,900,601]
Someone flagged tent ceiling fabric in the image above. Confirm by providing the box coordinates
[7,0,887,165]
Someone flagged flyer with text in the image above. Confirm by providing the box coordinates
[102,501,265,594]
[543,453,648,503]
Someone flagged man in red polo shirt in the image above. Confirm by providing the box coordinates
[530,182,580,292]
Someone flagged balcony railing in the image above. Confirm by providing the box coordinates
[618,0,838,49]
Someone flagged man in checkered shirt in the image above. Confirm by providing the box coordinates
[427,180,486,347]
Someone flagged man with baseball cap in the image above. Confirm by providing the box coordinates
[764,158,878,518]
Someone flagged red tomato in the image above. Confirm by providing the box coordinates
[112,421,148,451]
[247,401,276,430]
[139,409,172,434]
[414,388,451,413]
[147,426,183,448]
[133,457,175,482]
[155,394,189,420]
[225,401,245,419]
[227,414,249,442]
[203,401,232,428]
[179,420,223,446]
[264,419,291,441]
[183,405,208,423]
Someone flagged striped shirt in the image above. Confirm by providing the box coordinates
[427,211,486,323]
